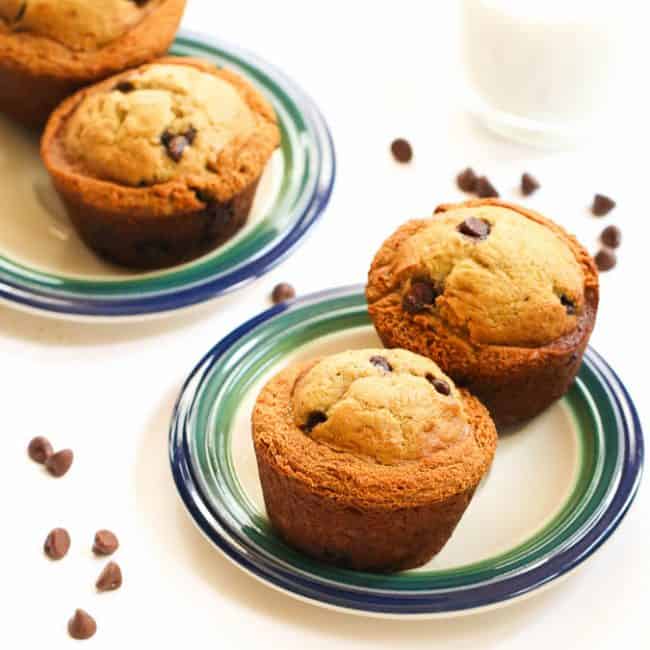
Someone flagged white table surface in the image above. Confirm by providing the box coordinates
[2,2,648,647]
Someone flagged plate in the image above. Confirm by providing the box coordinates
[169,285,643,618]
[0,30,335,319]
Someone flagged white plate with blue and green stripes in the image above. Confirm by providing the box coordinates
[169,285,643,617]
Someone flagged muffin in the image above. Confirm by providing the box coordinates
[367,199,599,426]
[252,349,497,572]
[41,57,281,269]
[0,0,186,128]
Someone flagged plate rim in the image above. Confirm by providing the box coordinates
[169,284,644,617]
[0,29,336,319]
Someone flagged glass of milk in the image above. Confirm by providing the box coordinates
[461,0,630,147]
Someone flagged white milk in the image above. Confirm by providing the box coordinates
[461,0,629,146]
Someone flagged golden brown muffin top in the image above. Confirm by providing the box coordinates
[292,349,470,465]
[388,204,585,347]
[60,63,267,188]
[0,0,158,51]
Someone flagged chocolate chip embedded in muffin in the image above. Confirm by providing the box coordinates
[560,294,577,315]
[28,436,53,463]
[592,194,616,216]
[600,225,621,248]
[391,138,413,163]
[457,167,478,193]
[13,2,26,22]
[302,411,328,433]
[425,374,451,395]
[521,173,540,196]
[475,176,499,198]
[114,80,135,93]
[402,280,438,314]
[68,610,97,641]
[458,217,491,240]
[370,355,393,372]
[595,248,616,272]
[161,127,197,163]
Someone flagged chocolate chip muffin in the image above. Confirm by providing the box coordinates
[367,199,599,426]
[0,0,186,128]
[252,349,497,572]
[41,58,281,269]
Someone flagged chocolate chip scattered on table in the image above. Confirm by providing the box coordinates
[456,167,478,192]
[475,176,499,198]
[28,436,53,463]
[68,609,97,640]
[96,561,123,592]
[390,138,413,163]
[592,194,616,216]
[521,172,540,196]
[271,283,296,304]
[45,449,73,477]
[595,249,617,272]
[93,530,119,556]
[44,528,70,560]
[600,225,621,248]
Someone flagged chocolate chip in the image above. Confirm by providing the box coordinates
[45,449,73,477]
[521,173,540,196]
[44,528,70,560]
[164,134,188,162]
[457,167,478,192]
[114,81,135,93]
[426,374,451,395]
[592,194,616,216]
[475,176,499,198]
[28,436,53,464]
[14,2,26,22]
[184,126,198,145]
[271,283,295,304]
[390,138,413,163]
[402,280,437,314]
[560,294,576,315]
[458,217,491,240]
[566,353,579,367]
[132,0,150,5]
[68,610,97,641]
[600,225,621,248]
[303,411,327,433]
[93,530,119,556]
[96,562,122,592]
[370,355,392,372]
[595,248,617,272]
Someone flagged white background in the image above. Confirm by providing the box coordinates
[2,1,648,648]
